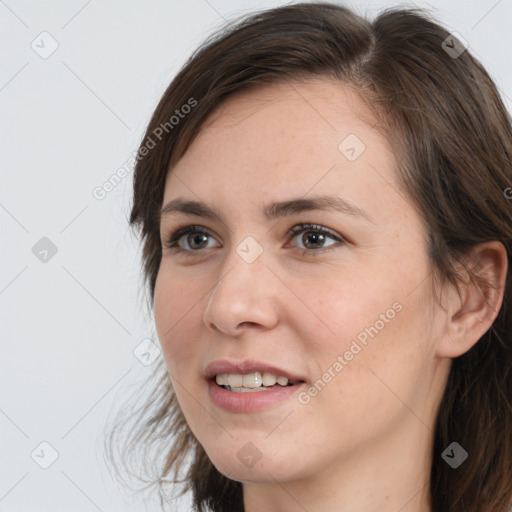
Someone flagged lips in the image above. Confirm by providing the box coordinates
[204,359,307,383]
[204,359,307,413]
[207,378,306,412]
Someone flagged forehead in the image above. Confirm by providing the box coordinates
[162,79,406,225]
[196,79,378,147]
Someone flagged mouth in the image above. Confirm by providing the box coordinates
[204,360,308,412]
[213,371,305,393]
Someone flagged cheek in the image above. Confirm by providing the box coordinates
[295,272,402,357]
[297,267,431,401]
[297,309,430,453]
[153,269,203,372]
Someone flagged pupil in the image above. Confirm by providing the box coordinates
[304,232,324,249]
[189,233,207,249]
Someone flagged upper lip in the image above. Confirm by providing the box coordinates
[204,359,306,383]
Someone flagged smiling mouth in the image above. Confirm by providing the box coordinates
[214,371,305,392]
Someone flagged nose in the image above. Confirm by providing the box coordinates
[203,242,280,337]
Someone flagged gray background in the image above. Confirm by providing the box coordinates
[1,0,511,511]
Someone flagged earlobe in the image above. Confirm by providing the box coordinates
[437,241,508,358]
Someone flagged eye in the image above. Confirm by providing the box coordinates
[285,223,345,255]
[163,225,220,253]
[162,223,346,256]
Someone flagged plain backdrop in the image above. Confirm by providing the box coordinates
[1,0,511,511]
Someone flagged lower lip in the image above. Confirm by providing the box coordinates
[207,379,306,413]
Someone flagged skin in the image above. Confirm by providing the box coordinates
[154,79,507,512]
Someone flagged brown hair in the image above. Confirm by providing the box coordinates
[103,3,512,511]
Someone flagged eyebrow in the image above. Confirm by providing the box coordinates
[160,195,374,224]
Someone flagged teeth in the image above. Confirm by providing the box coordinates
[215,374,227,386]
[276,376,289,386]
[242,372,262,388]
[215,372,293,388]
[227,374,243,387]
[228,387,268,393]
[262,372,277,387]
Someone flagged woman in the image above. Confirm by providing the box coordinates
[105,3,512,511]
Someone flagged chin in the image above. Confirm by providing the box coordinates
[206,444,309,484]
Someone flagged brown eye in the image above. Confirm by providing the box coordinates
[287,223,345,253]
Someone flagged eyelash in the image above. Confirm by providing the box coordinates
[163,223,346,257]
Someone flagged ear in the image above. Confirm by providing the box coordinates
[436,241,508,358]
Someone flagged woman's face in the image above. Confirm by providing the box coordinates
[154,80,451,485]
